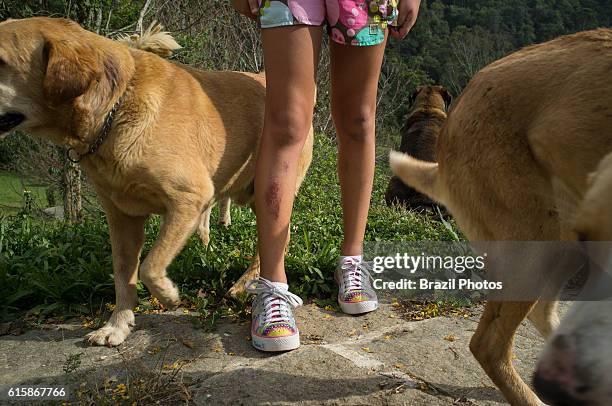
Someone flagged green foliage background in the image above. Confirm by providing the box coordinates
[1,0,610,140]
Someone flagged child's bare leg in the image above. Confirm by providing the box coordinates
[331,37,388,256]
[255,26,323,283]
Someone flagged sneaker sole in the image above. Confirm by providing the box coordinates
[339,300,379,315]
[252,333,300,352]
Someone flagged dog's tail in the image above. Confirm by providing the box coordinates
[389,151,445,204]
[117,21,181,57]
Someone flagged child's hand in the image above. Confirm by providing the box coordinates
[389,0,421,39]
[232,0,259,20]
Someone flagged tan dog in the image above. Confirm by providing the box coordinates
[0,17,313,346]
[390,29,612,405]
[119,23,233,247]
[385,85,451,209]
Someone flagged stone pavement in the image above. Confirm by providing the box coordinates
[0,302,551,405]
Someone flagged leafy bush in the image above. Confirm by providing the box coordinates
[0,214,114,321]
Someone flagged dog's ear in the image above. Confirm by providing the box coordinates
[409,86,423,107]
[441,88,453,111]
[43,37,102,104]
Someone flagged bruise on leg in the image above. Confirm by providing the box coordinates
[265,179,281,219]
[264,160,290,219]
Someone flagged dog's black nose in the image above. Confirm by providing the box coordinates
[533,372,587,406]
[0,112,26,133]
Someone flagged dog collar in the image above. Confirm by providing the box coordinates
[67,95,124,163]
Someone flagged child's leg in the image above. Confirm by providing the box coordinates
[256,26,323,283]
[330,37,388,256]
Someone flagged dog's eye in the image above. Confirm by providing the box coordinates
[0,58,5,66]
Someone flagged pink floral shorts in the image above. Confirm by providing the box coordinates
[258,0,399,46]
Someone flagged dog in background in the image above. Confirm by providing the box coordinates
[385,85,451,210]
[0,17,314,347]
[390,28,612,405]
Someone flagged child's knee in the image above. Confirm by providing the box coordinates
[265,107,313,147]
[334,109,376,143]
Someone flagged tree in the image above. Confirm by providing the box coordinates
[442,26,513,94]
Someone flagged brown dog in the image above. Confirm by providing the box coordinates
[385,85,451,209]
[390,29,612,405]
[0,17,313,346]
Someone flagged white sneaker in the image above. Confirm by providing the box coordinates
[246,278,303,352]
[335,256,379,315]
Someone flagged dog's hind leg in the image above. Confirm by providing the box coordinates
[467,235,564,405]
[470,302,540,406]
[468,241,567,405]
[228,252,261,297]
[471,301,542,406]
[527,237,583,339]
[228,202,262,297]
[528,300,560,339]
[219,197,231,227]
[198,204,213,246]
[86,198,148,347]
[140,199,209,308]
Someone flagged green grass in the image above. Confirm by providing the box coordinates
[0,171,48,213]
[0,135,458,322]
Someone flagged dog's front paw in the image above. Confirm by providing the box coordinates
[86,310,134,347]
[86,326,130,347]
[141,276,180,309]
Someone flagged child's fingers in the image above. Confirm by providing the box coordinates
[389,26,402,39]
[390,0,421,39]
[394,0,415,30]
[389,14,417,39]
[389,25,407,39]
[394,10,409,29]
